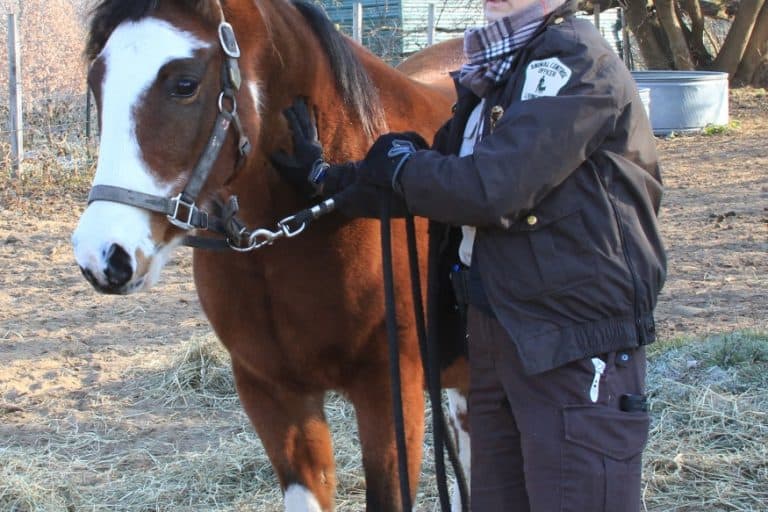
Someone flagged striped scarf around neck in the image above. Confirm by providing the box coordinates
[458,0,566,97]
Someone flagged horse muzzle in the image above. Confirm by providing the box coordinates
[72,201,162,295]
[77,243,140,295]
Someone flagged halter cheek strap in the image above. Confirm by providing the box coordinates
[85,8,337,252]
[87,16,251,233]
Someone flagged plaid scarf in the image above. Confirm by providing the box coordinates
[459,0,566,97]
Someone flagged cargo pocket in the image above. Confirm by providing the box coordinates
[562,404,649,512]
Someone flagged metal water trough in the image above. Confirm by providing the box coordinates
[632,71,729,135]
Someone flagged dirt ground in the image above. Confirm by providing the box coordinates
[0,88,766,510]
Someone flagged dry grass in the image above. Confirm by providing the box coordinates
[2,332,767,511]
[643,332,768,511]
[0,335,447,511]
[0,99,95,216]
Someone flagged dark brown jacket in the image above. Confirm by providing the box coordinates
[402,2,667,374]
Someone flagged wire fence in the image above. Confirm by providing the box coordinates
[0,1,675,176]
[0,93,94,137]
[0,91,96,175]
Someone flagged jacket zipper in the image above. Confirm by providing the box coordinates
[592,162,644,344]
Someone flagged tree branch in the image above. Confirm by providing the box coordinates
[655,0,697,69]
[712,0,765,76]
[734,1,768,84]
[619,0,672,68]
[680,0,715,65]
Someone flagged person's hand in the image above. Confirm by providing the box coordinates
[330,132,427,218]
[334,181,410,219]
[270,97,329,197]
[357,132,428,192]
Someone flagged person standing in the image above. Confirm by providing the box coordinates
[272,0,666,509]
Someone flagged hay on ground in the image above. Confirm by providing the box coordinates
[642,332,768,511]
[2,333,766,511]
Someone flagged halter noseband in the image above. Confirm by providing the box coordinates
[87,17,252,233]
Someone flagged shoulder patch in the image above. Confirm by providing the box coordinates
[521,57,572,101]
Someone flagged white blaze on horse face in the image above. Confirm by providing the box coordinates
[284,484,323,512]
[72,19,210,292]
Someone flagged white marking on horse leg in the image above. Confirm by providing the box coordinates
[284,484,323,512]
[72,19,209,291]
[445,388,471,512]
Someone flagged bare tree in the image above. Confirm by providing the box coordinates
[599,0,768,85]
[0,0,86,105]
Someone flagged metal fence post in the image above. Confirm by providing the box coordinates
[352,2,363,44]
[427,3,435,46]
[86,86,92,140]
[593,4,601,38]
[620,8,634,70]
[7,13,23,175]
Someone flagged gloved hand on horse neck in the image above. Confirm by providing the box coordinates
[270,97,352,198]
[271,96,428,218]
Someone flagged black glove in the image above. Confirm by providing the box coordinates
[333,132,428,219]
[334,181,410,219]
[357,132,428,192]
[270,97,330,197]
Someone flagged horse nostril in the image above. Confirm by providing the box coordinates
[104,244,133,287]
[80,266,98,287]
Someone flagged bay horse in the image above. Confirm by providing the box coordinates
[72,0,469,510]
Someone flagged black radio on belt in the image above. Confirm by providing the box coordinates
[449,264,471,308]
[620,394,648,413]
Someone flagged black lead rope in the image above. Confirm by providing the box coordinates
[406,216,469,512]
[404,215,450,511]
[379,197,413,512]
[379,193,468,512]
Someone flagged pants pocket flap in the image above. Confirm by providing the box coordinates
[563,404,649,461]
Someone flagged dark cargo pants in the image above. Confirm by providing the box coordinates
[467,306,650,512]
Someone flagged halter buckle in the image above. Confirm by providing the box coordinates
[218,22,241,58]
[168,194,206,231]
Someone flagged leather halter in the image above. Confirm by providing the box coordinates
[87,19,253,240]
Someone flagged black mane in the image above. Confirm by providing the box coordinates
[291,1,385,138]
[86,0,385,137]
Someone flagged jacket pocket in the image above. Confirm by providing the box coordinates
[562,404,649,512]
[506,210,597,300]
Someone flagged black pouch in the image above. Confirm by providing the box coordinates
[449,265,471,309]
[620,394,648,413]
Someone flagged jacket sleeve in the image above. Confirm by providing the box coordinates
[399,52,625,228]
[430,117,453,154]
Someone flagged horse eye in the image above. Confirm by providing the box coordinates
[171,78,199,98]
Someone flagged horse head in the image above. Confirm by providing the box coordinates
[74,0,249,293]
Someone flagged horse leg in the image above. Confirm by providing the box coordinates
[445,388,471,512]
[346,354,425,512]
[231,360,336,512]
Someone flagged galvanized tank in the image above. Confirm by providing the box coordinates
[631,71,729,135]
[638,87,651,118]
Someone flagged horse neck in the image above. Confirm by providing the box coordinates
[256,2,386,159]
[226,1,382,205]
[354,48,456,137]
[217,1,334,221]
[223,0,452,223]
